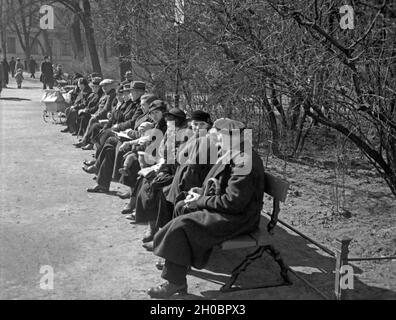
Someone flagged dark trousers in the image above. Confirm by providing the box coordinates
[78,113,91,136]
[30,73,35,79]
[96,145,116,190]
[66,109,79,133]
[95,129,116,159]
[119,154,141,188]
[161,260,188,285]
[156,199,175,229]
[43,82,53,89]
[81,117,99,144]
[112,140,126,182]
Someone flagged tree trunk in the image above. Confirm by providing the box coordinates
[42,30,53,61]
[71,13,84,61]
[262,94,280,156]
[80,0,102,75]
[0,29,6,59]
[119,44,132,80]
[102,43,108,63]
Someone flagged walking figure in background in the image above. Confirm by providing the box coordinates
[0,50,4,96]
[40,56,54,90]
[15,69,24,89]
[1,58,9,88]
[9,57,16,78]
[15,58,24,75]
[29,56,37,79]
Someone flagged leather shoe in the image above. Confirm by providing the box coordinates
[121,196,136,214]
[148,281,187,299]
[84,159,96,166]
[87,185,108,193]
[117,190,131,199]
[82,165,97,174]
[155,258,165,271]
[74,142,86,148]
[71,132,78,136]
[82,144,94,150]
[60,128,69,133]
[142,242,153,252]
[125,212,136,221]
[142,221,156,243]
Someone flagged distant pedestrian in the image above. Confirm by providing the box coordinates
[1,58,10,87]
[0,51,4,96]
[15,68,24,89]
[28,56,37,79]
[9,57,16,78]
[40,56,54,90]
[15,58,24,74]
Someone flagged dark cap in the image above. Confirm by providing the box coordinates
[131,81,146,91]
[90,77,103,86]
[164,108,186,120]
[149,100,167,113]
[190,110,211,123]
[73,73,84,80]
[90,72,102,79]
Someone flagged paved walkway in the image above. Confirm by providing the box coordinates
[1,76,392,300]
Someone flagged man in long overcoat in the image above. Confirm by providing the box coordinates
[9,57,16,78]
[148,118,265,299]
[40,56,54,89]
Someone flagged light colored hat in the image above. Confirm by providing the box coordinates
[214,118,246,131]
[99,79,118,87]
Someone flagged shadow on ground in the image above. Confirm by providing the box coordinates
[179,217,396,300]
[0,97,32,101]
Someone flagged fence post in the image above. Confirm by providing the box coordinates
[334,237,352,300]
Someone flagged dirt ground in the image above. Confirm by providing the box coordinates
[0,76,395,300]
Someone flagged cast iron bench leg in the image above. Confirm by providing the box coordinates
[221,245,292,292]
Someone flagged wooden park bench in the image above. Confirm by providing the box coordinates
[219,172,292,292]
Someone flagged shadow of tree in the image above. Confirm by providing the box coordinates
[0,97,32,101]
[180,217,396,300]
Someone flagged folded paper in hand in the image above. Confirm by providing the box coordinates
[113,130,133,140]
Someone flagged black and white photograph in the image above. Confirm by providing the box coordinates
[0,0,395,305]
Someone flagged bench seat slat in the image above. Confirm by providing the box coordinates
[220,227,274,250]
[220,234,257,250]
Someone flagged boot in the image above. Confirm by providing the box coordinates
[148,281,187,299]
[82,144,94,150]
[121,196,136,214]
[142,220,156,243]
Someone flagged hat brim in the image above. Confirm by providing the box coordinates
[164,112,186,120]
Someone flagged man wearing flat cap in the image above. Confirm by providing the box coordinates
[75,77,105,136]
[112,81,146,133]
[148,118,265,299]
[75,79,117,150]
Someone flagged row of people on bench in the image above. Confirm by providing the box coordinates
[61,74,266,299]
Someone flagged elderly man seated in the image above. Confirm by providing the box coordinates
[74,79,117,150]
[147,118,265,299]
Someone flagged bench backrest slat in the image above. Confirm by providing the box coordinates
[264,172,289,202]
